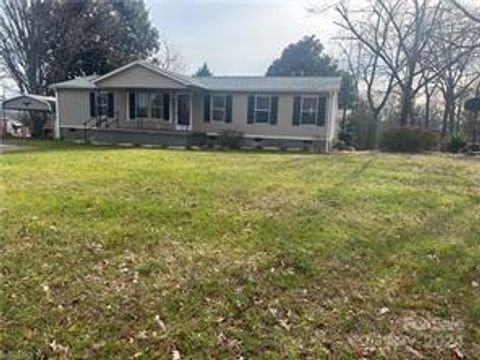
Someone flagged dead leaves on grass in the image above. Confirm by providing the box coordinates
[345,310,466,359]
[3,237,475,359]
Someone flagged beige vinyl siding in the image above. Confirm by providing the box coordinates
[56,87,336,141]
[57,89,125,128]
[95,65,187,89]
[56,89,91,127]
[192,92,328,139]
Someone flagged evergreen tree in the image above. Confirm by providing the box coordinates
[193,62,213,77]
[266,35,337,76]
[267,35,356,119]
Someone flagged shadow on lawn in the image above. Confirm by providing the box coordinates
[0,139,342,157]
[0,139,130,155]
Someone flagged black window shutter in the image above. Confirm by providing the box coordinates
[226,95,233,123]
[270,96,278,125]
[163,93,170,120]
[317,97,327,127]
[107,92,114,117]
[203,94,210,122]
[292,96,301,126]
[247,95,255,124]
[90,92,96,117]
[129,92,136,119]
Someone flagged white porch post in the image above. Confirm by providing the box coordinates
[53,91,61,139]
[326,91,338,151]
[325,91,333,151]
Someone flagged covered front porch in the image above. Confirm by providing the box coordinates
[88,88,195,132]
[85,61,201,133]
[73,88,205,146]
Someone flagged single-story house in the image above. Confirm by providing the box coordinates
[50,61,342,150]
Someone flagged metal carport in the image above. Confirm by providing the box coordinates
[1,94,58,139]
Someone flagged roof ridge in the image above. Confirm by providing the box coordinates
[202,75,342,79]
[136,60,197,85]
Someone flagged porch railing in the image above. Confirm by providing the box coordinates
[83,111,120,143]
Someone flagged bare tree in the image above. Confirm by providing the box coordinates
[0,64,6,84]
[153,37,188,74]
[337,41,361,128]
[335,2,399,127]
[0,0,51,94]
[337,0,448,126]
[420,69,439,128]
[449,0,480,24]
[428,2,480,136]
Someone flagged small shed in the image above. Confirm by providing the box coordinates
[2,94,58,138]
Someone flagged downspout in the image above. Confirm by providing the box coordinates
[53,90,60,140]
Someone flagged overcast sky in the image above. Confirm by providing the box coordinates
[1,0,344,96]
[146,0,341,75]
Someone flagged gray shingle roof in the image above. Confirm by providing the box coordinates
[50,75,99,89]
[50,62,341,92]
[195,76,341,92]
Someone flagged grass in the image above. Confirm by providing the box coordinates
[1,141,480,359]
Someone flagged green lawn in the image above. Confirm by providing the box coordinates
[1,142,480,359]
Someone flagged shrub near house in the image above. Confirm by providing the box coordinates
[218,129,244,149]
[380,127,440,152]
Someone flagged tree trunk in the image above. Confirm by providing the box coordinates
[474,111,479,145]
[425,90,431,128]
[371,110,381,149]
[456,102,462,134]
[442,105,449,138]
[342,106,347,132]
[399,84,413,127]
[449,101,456,134]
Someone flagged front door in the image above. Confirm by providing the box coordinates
[177,94,191,130]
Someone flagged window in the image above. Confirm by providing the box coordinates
[136,92,149,118]
[129,91,170,120]
[211,94,226,121]
[254,95,271,123]
[301,96,318,125]
[96,91,109,116]
[150,93,164,119]
[90,91,113,118]
[292,95,326,127]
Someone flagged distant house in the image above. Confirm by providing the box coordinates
[50,61,341,150]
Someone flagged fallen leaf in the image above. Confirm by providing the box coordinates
[49,340,68,355]
[379,307,390,315]
[172,349,181,360]
[155,315,166,331]
[278,319,291,331]
[268,307,278,317]
[450,344,465,359]
[406,345,425,359]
